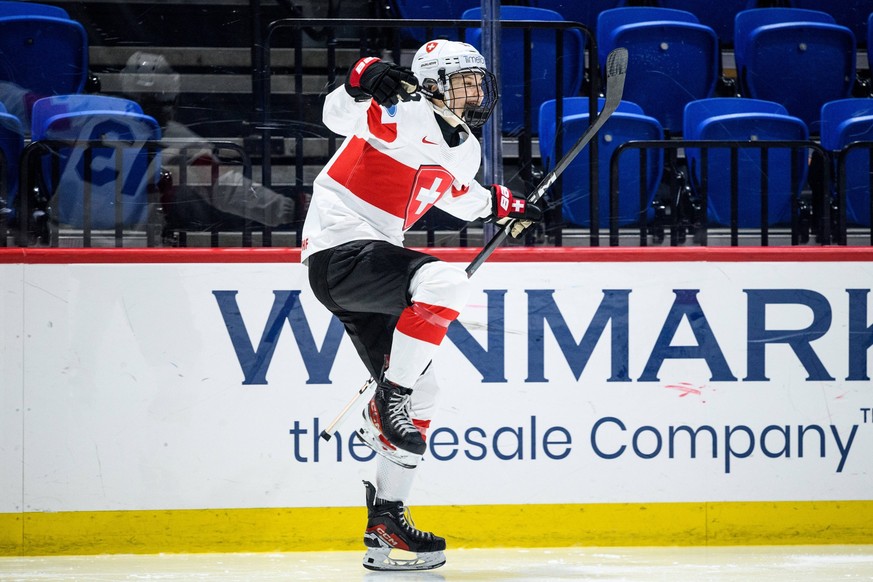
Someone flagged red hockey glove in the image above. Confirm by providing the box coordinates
[490,184,543,238]
[345,57,419,107]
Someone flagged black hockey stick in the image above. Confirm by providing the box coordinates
[465,46,629,277]
[320,48,628,442]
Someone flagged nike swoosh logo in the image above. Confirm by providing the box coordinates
[421,136,438,145]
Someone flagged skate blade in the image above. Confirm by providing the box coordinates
[355,429,420,469]
[363,547,446,571]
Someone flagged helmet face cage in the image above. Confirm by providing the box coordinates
[438,67,498,129]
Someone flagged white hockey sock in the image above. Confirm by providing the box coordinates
[375,455,418,503]
[386,330,443,387]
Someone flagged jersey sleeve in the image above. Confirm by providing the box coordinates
[322,85,370,136]
[434,179,493,222]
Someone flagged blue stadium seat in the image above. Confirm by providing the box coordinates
[31,96,161,230]
[538,97,643,169]
[31,95,144,138]
[597,7,719,134]
[550,0,766,40]
[464,6,585,136]
[539,97,588,171]
[734,7,835,59]
[0,1,70,18]
[389,0,479,43]
[655,0,759,46]
[734,8,855,131]
[626,1,798,46]
[0,101,24,222]
[869,11,873,53]
[529,0,617,30]
[684,98,809,228]
[539,98,664,228]
[598,6,699,67]
[819,98,873,149]
[820,98,873,226]
[683,97,790,136]
[792,0,873,46]
[0,14,88,97]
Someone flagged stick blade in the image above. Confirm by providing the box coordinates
[606,47,628,78]
[603,47,628,106]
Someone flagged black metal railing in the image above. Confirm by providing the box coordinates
[158,140,256,248]
[607,139,832,246]
[835,141,873,246]
[14,140,162,248]
[11,138,251,248]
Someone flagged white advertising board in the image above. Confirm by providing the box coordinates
[1,250,871,514]
[0,264,23,513]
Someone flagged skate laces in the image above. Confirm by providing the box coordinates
[386,390,418,437]
[397,506,435,542]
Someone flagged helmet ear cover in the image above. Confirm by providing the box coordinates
[421,77,443,100]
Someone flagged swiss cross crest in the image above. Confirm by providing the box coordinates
[425,41,439,53]
[404,166,454,229]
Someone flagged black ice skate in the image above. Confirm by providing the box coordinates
[356,378,426,468]
[362,480,446,571]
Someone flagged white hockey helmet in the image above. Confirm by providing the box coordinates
[121,51,181,103]
[411,39,498,128]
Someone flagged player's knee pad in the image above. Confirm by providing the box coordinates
[409,261,471,313]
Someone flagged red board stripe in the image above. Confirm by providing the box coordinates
[1,246,872,265]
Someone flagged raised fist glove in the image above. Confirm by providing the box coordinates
[490,184,544,239]
[345,57,419,107]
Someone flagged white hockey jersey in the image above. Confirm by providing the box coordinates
[300,85,493,263]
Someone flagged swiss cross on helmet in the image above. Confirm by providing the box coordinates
[411,40,499,129]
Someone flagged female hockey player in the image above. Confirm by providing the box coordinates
[302,39,543,571]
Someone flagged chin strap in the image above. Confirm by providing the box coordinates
[428,100,467,131]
